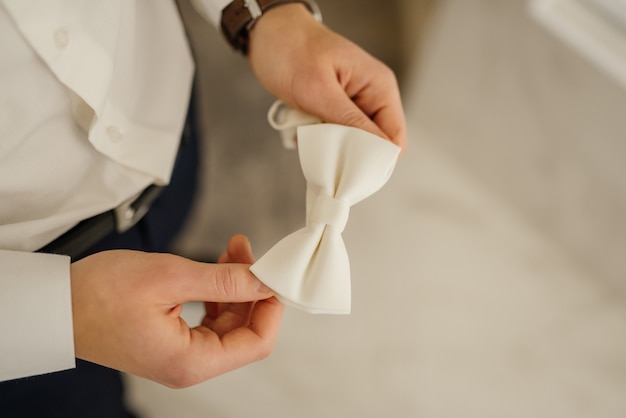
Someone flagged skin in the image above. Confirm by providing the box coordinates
[71,235,282,388]
[70,4,407,388]
[248,4,408,153]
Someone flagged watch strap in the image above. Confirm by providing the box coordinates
[221,0,321,53]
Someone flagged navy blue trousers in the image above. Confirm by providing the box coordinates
[0,101,200,418]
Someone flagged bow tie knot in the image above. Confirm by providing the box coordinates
[309,193,350,232]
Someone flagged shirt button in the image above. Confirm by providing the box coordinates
[106,125,124,142]
[54,29,70,49]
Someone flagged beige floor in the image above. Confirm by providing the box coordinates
[126,131,626,418]
[126,1,626,417]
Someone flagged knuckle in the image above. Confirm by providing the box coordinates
[150,253,182,274]
[141,253,186,290]
[216,265,240,298]
[258,344,273,361]
[337,108,369,128]
[254,339,275,361]
[161,364,199,389]
[380,63,397,84]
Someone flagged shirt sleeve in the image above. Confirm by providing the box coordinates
[190,0,232,27]
[0,250,75,381]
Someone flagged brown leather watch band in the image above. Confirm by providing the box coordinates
[221,0,320,54]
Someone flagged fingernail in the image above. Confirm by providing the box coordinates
[257,280,273,294]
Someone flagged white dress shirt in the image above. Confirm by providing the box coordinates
[0,0,227,381]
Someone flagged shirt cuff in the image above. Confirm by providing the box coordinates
[0,250,75,381]
[190,0,232,28]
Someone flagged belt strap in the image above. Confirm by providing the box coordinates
[38,185,163,258]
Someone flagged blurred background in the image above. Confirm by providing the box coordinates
[126,0,626,416]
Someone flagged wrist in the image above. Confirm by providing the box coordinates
[251,3,315,33]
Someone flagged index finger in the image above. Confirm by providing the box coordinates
[299,68,408,154]
[190,296,284,381]
[350,69,408,154]
[369,92,408,154]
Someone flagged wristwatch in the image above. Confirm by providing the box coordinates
[221,0,322,54]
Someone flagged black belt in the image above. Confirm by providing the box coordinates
[38,184,164,258]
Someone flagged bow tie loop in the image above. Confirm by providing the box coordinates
[309,193,350,232]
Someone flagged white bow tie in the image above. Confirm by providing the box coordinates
[250,102,401,314]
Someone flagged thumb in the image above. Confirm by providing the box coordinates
[172,261,273,303]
